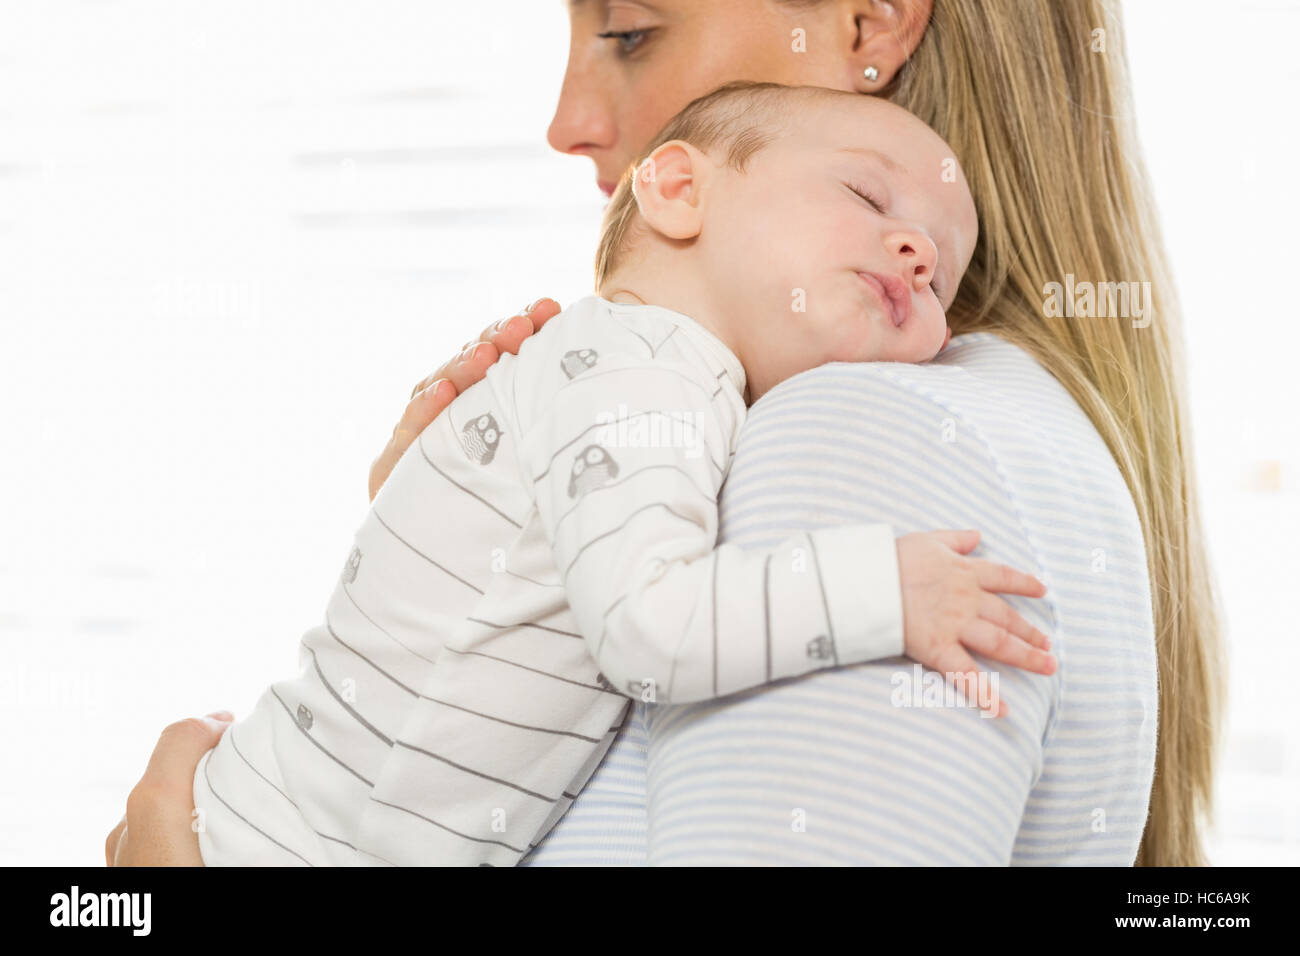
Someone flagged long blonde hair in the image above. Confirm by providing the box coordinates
[885,0,1224,865]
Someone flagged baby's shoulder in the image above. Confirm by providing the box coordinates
[501,295,737,434]
[521,295,684,367]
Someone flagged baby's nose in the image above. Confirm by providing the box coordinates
[886,230,940,290]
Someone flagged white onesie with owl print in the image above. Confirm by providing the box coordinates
[193,294,906,866]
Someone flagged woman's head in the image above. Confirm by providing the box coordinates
[552,0,1225,867]
[549,0,933,196]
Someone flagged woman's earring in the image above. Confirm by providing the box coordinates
[863,66,879,83]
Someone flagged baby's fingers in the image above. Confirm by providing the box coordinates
[972,558,1047,598]
[981,594,1052,650]
[961,618,1057,676]
[930,646,1006,718]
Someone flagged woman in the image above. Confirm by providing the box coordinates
[107,0,1223,866]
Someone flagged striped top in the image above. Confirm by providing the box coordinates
[194,294,910,866]
[523,331,1159,866]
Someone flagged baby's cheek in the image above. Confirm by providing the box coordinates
[913,303,950,357]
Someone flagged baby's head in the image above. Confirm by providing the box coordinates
[595,82,978,401]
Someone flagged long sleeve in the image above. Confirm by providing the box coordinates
[517,350,905,705]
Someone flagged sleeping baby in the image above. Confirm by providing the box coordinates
[194,80,1056,866]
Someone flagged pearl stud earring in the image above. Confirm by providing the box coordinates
[863,66,879,82]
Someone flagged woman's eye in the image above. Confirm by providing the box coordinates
[846,182,887,214]
[597,29,652,57]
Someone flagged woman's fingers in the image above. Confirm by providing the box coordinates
[376,300,560,503]
[961,618,1056,676]
[370,376,460,502]
[111,712,233,867]
[477,297,562,355]
[971,558,1047,597]
[527,296,563,331]
[980,593,1052,650]
[105,816,127,866]
[443,341,501,395]
[131,715,231,809]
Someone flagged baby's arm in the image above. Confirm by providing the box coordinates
[520,352,885,704]
[521,350,1055,711]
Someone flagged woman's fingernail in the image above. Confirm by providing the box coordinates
[525,298,543,313]
[205,710,234,722]
[495,315,514,333]
[471,343,490,361]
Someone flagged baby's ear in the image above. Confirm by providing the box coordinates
[632,140,709,241]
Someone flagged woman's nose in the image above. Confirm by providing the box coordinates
[546,62,618,159]
[885,230,940,292]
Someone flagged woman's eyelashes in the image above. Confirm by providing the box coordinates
[596,28,655,57]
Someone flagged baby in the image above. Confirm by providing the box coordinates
[194,81,1054,867]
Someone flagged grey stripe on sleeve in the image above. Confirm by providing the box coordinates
[593,593,627,661]
[551,462,717,538]
[270,687,373,786]
[419,694,607,743]
[307,645,394,746]
[325,615,420,697]
[227,729,396,864]
[531,402,724,482]
[502,568,565,590]
[371,510,485,595]
[466,615,582,640]
[341,582,438,666]
[368,797,528,855]
[419,439,522,529]
[804,531,839,667]
[202,750,315,866]
[440,644,618,695]
[560,502,708,579]
[394,739,557,803]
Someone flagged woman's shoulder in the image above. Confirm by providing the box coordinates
[750,330,1147,584]
[762,332,1095,452]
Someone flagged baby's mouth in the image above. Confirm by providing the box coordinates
[855,271,911,327]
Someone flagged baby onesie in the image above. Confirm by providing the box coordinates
[194,294,905,866]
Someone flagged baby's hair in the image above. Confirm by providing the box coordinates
[593,81,845,290]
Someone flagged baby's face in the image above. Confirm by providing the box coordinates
[699,96,978,399]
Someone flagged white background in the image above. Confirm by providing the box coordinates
[0,0,1295,865]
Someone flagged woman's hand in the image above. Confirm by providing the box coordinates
[104,711,233,866]
[368,297,562,501]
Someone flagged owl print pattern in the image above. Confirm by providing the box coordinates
[341,546,362,584]
[567,444,619,498]
[806,634,834,661]
[461,412,502,465]
[561,348,599,379]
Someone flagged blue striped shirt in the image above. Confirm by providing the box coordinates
[522,331,1158,865]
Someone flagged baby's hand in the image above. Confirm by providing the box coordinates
[895,529,1056,718]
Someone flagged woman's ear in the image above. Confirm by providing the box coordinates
[631,140,711,241]
[848,0,933,91]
